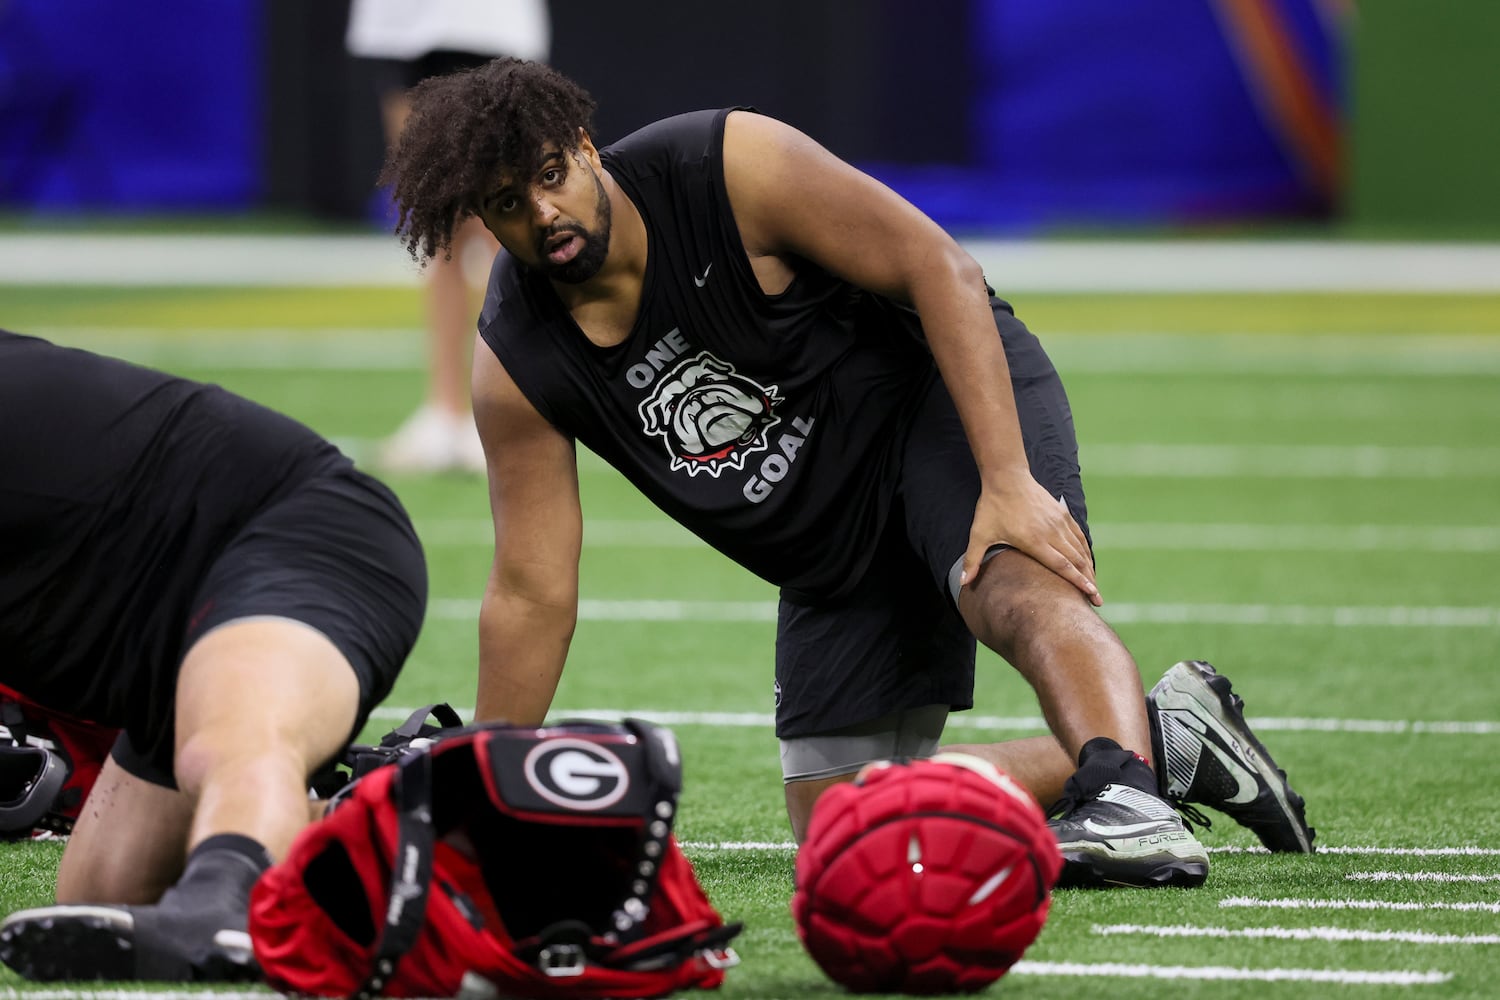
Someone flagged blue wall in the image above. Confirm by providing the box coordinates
[873,0,1342,231]
[0,0,259,209]
[0,0,1341,230]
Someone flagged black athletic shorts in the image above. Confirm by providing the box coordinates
[362,50,494,96]
[112,470,427,788]
[773,304,1089,739]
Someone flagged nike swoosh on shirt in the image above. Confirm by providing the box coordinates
[693,263,713,287]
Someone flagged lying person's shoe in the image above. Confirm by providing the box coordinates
[0,900,257,982]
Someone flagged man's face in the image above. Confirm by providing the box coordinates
[479,142,612,284]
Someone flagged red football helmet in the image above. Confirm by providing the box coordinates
[792,753,1062,994]
[0,684,116,838]
[251,719,740,999]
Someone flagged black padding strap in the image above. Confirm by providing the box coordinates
[350,750,436,1000]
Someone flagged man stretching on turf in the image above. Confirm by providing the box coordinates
[383,59,1314,887]
[0,330,427,980]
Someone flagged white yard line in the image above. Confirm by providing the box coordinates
[29,327,1500,376]
[1092,522,1500,553]
[1080,443,1500,479]
[676,841,1500,856]
[1224,897,1500,914]
[1228,719,1500,735]
[0,968,1452,995]
[1093,923,1500,946]
[0,993,277,1000]
[966,239,1500,294]
[372,706,1500,737]
[681,840,797,851]
[563,443,1500,480]
[9,236,1500,291]
[345,441,1500,482]
[0,235,423,287]
[27,328,424,370]
[1349,872,1500,883]
[424,597,1500,629]
[416,518,1500,553]
[1008,961,1450,985]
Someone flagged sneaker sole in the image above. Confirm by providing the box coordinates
[1054,843,1210,890]
[0,905,136,981]
[1153,660,1315,853]
[0,907,257,983]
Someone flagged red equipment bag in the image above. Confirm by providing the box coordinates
[249,719,741,999]
[0,683,117,838]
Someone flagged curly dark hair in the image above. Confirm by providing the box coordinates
[380,58,598,262]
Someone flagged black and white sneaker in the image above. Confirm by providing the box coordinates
[0,902,257,982]
[1149,659,1315,853]
[1049,782,1210,888]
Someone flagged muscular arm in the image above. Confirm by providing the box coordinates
[721,111,1099,604]
[471,341,583,723]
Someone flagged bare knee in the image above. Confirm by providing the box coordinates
[961,552,1110,661]
[173,727,306,800]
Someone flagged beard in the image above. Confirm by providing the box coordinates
[538,168,613,284]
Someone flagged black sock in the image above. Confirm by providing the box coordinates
[130,834,273,977]
[1073,736,1158,796]
[185,833,274,878]
[160,833,273,921]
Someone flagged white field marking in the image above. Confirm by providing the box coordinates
[1349,871,1500,883]
[336,441,1500,482]
[1247,719,1500,735]
[1070,603,1499,628]
[1096,522,1500,553]
[1008,961,1450,985]
[11,234,1500,292]
[426,596,1500,629]
[680,840,796,851]
[1217,846,1500,857]
[416,518,1500,553]
[565,441,1500,480]
[369,705,1500,738]
[1093,922,1500,946]
[1042,333,1500,376]
[1079,443,1500,479]
[31,327,424,369]
[368,439,1500,484]
[35,327,1500,376]
[2,235,425,286]
[0,993,276,1000]
[1224,897,1500,914]
[1337,847,1500,857]
[0,962,1453,994]
[671,841,1500,856]
[964,238,1500,294]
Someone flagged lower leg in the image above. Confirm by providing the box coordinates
[55,757,193,904]
[173,619,358,858]
[959,550,1154,769]
[423,219,497,419]
[784,775,850,845]
[939,735,1074,808]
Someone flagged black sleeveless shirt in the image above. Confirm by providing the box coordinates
[478,108,939,601]
[0,329,349,724]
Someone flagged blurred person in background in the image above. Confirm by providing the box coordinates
[0,330,427,981]
[346,0,550,473]
[382,59,1314,891]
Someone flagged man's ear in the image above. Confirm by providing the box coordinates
[576,127,601,164]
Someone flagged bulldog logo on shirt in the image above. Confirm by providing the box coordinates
[638,352,782,477]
